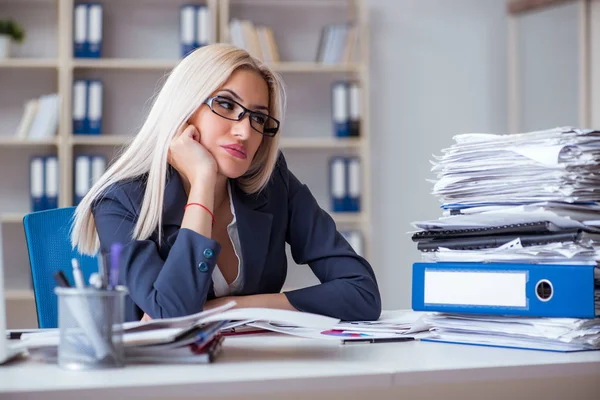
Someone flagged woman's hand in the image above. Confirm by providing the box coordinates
[168,123,217,184]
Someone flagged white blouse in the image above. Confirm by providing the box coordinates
[211,181,244,297]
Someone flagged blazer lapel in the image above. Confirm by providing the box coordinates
[231,181,272,295]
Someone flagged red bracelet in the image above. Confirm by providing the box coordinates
[184,203,215,226]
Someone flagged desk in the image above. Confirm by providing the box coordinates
[1,334,599,400]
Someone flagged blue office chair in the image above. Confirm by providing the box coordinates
[23,207,98,329]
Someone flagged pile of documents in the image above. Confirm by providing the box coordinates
[410,127,600,352]
[422,314,600,352]
[412,127,600,264]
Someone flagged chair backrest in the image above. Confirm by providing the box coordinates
[23,207,98,329]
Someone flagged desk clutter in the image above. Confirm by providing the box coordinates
[16,302,430,367]
[410,126,600,352]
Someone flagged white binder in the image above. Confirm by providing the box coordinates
[72,80,88,134]
[180,5,196,57]
[74,155,91,205]
[88,4,103,58]
[196,5,210,47]
[348,81,361,137]
[87,80,103,135]
[30,157,45,212]
[346,157,361,212]
[332,82,349,137]
[91,155,106,186]
[329,157,347,212]
[73,3,87,57]
[45,156,59,209]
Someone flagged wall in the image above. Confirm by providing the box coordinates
[368,0,509,309]
[367,0,580,309]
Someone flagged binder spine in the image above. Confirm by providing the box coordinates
[74,155,91,205]
[90,155,106,186]
[30,156,45,212]
[72,80,88,134]
[87,3,103,58]
[180,5,196,57]
[87,80,103,135]
[196,5,210,48]
[331,81,350,137]
[346,156,360,212]
[412,262,598,318]
[45,156,59,210]
[329,156,347,212]
[348,81,361,137]
[73,3,88,58]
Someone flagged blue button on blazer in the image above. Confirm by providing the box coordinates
[92,153,381,322]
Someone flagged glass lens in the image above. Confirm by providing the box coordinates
[211,96,278,136]
[211,96,244,120]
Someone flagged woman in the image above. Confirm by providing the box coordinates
[71,43,381,322]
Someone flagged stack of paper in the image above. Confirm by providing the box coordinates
[409,127,600,352]
[411,127,600,264]
[422,313,600,352]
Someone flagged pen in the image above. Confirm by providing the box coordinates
[341,337,415,345]
[53,270,71,288]
[97,252,108,289]
[71,258,86,289]
[109,242,123,290]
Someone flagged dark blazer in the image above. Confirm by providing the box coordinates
[92,152,381,322]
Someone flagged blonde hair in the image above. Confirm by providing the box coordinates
[71,43,286,255]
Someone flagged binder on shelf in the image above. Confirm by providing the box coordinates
[14,99,40,139]
[346,157,361,212]
[74,155,91,205]
[28,94,60,140]
[412,262,599,318]
[91,155,107,186]
[180,5,196,57]
[44,156,59,210]
[329,156,347,212]
[87,80,103,135]
[332,81,350,137]
[72,80,88,134]
[87,3,103,58]
[348,81,361,137]
[195,5,210,48]
[30,157,45,212]
[73,3,87,58]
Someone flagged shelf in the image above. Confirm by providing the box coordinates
[6,289,34,302]
[71,59,360,73]
[71,135,132,146]
[72,58,179,70]
[1,213,26,224]
[268,62,362,73]
[281,137,362,149]
[0,138,59,147]
[0,58,58,69]
[331,212,363,224]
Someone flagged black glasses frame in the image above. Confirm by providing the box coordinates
[203,95,280,137]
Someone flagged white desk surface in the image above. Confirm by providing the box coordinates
[1,333,600,400]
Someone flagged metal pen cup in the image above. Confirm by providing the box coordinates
[54,286,128,370]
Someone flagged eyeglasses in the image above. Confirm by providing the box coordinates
[203,95,280,137]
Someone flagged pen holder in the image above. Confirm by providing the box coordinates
[55,286,128,370]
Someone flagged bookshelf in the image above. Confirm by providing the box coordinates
[0,0,370,327]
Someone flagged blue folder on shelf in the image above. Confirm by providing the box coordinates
[412,262,598,318]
